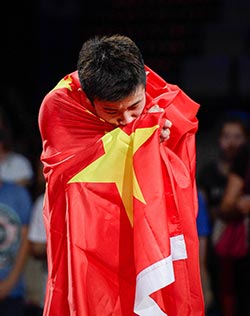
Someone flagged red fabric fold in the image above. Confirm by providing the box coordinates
[39,66,204,316]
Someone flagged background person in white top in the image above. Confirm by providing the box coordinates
[27,192,47,314]
[0,125,33,188]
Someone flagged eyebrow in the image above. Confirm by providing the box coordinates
[103,98,144,112]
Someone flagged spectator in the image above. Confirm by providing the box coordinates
[27,161,47,316]
[218,138,250,316]
[0,108,33,187]
[26,192,46,316]
[197,113,248,315]
[0,179,32,315]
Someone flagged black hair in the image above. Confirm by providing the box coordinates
[77,34,146,102]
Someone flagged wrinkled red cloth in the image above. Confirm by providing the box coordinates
[39,66,204,316]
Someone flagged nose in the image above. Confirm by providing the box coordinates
[117,111,135,126]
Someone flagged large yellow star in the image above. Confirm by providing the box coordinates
[68,126,159,226]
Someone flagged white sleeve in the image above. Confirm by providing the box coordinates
[28,194,47,242]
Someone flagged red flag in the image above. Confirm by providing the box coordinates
[39,66,204,316]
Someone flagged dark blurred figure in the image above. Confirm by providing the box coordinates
[197,113,248,316]
[196,190,212,313]
[218,133,250,316]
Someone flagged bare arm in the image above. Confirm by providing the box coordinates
[236,194,250,215]
[0,226,30,300]
[220,173,244,220]
[29,241,47,260]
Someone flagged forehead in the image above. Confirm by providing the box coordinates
[94,85,145,110]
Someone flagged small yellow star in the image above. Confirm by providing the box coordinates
[68,126,159,225]
[51,76,72,92]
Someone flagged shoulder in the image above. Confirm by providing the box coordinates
[39,70,87,118]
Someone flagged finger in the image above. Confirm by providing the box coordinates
[163,119,172,128]
[162,128,170,137]
[148,105,164,113]
[160,128,170,142]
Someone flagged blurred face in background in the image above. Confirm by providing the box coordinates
[219,122,247,162]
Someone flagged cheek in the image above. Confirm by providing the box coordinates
[133,108,143,117]
[134,102,146,116]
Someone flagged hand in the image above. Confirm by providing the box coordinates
[160,119,172,142]
[148,105,172,142]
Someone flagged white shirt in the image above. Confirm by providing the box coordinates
[0,151,34,183]
[28,193,47,308]
[28,194,46,242]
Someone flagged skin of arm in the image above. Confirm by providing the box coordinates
[15,178,31,187]
[236,194,250,215]
[0,226,30,300]
[29,241,47,260]
[220,173,245,219]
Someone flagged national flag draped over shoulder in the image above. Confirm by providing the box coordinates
[38,66,204,316]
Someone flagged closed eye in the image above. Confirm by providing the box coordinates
[128,104,138,110]
[104,109,118,115]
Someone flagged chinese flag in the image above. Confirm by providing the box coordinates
[39,66,204,316]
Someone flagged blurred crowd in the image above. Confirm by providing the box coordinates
[0,107,46,316]
[197,111,250,316]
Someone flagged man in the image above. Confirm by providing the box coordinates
[39,34,204,316]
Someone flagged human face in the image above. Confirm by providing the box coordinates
[219,122,246,161]
[93,85,146,126]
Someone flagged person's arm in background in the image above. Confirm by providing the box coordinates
[220,145,249,219]
[0,226,30,299]
[30,241,47,260]
[236,194,250,215]
[220,173,244,218]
